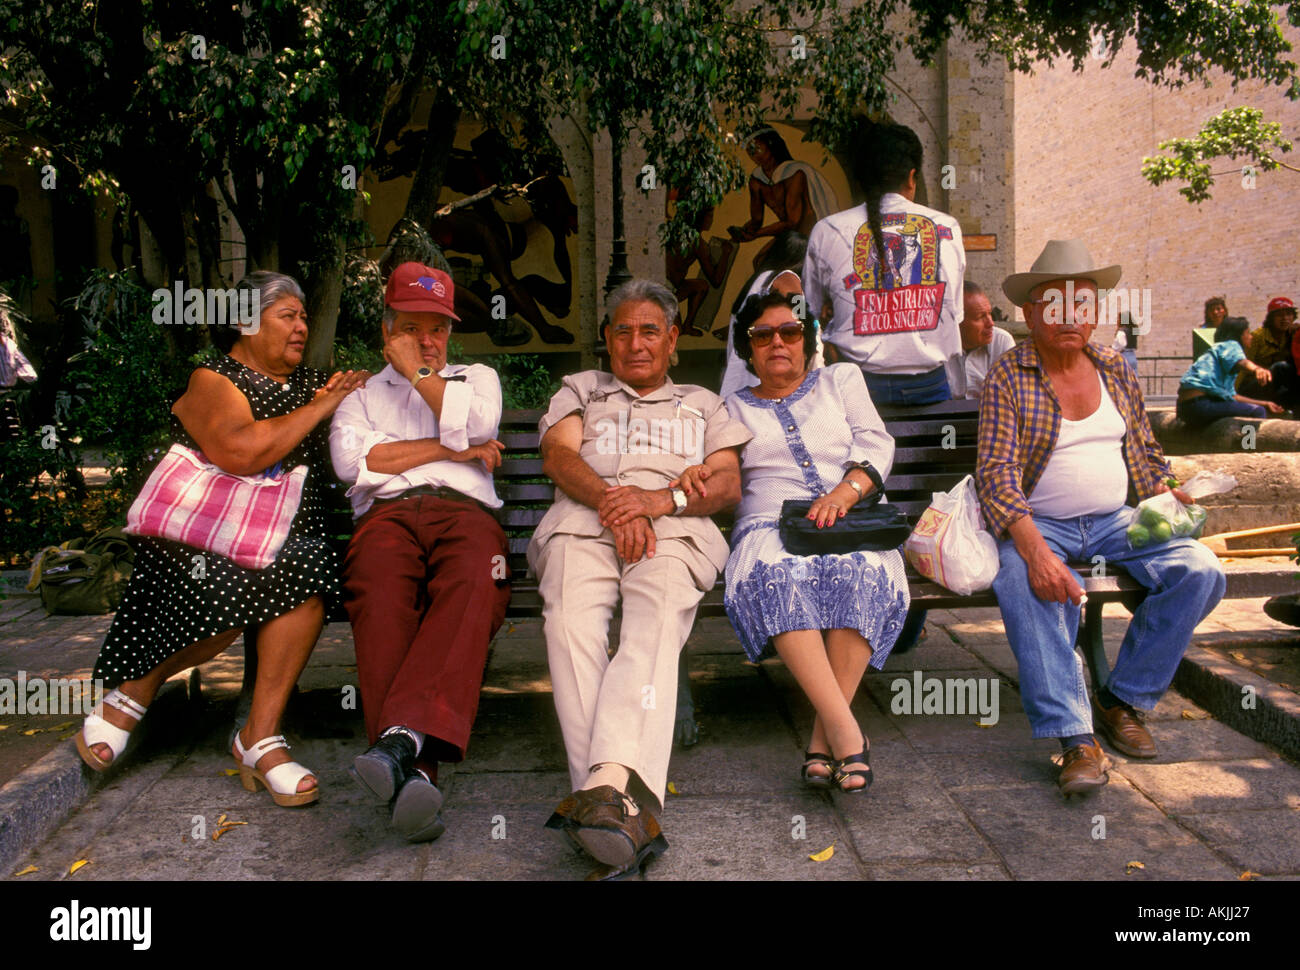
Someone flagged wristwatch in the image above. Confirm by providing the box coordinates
[411,366,434,386]
[843,461,883,493]
[670,487,688,516]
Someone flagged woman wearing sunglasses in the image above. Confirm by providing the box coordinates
[712,291,909,793]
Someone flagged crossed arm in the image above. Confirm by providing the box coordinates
[540,412,742,562]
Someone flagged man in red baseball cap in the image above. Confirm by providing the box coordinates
[329,261,512,843]
[1241,296,1298,413]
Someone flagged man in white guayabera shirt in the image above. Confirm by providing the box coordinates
[974,239,1225,798]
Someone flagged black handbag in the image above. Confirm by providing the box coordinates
[778,492,911,555]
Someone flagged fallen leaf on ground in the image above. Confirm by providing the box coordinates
[217,814,227,826]
[1181,710,1210,720]
[666,782,679,795]
[68,859,89,875]
[50,721,74,730]
[12,865,37,876]
[212,821,248,841]
[1125,860,1145,874]
[1239,871,1261,881]
[976,720,994,728]
[1230,651,1246,661]
[58,731,76,740]
[809,845,834,862]
[221,768,240,776]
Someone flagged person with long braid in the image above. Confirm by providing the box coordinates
[803,120,965,405]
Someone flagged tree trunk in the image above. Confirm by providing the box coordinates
[304,236,345,370]
[404,94,462,226]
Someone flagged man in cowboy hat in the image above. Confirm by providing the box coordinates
[974,239,1226,797]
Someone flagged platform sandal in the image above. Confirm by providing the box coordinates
[76,688,148,771]
[830,748,873,793]
[800,750,834,790]
[233,731,319,807]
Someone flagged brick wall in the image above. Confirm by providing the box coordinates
[1013,26,1300,368]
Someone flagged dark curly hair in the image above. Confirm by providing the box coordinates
[1203,296,1227,327]
[733,291,817,376]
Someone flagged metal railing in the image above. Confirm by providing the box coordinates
[1135,355,1192,398]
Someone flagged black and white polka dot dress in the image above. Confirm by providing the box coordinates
[93,355,340,687]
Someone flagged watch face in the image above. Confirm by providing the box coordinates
[417,367,433,377]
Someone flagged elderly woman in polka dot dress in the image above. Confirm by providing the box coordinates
[77,271,367,807]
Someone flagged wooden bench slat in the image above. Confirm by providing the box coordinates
[893,446,978,465]
[886,419,978,439]
[500,483,556,502]
[502,508,548,528]
[498,458,545,477]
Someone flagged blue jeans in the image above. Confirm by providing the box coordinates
[991,508,1225,739]
[1176,395,1264,427]
[862,366,950,405]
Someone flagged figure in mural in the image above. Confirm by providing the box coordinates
[728,127,839,272]
[664,186,734,337]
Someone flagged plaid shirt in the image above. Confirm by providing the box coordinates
[975,340,1173,538]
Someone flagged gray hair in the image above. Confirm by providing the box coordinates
[237,270,305,308]
[605,278,679,329]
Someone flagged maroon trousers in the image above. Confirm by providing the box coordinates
[343,496,511,774]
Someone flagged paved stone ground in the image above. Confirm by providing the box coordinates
[2,588,1299,882]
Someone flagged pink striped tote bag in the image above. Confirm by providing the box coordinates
[125,444,308,569]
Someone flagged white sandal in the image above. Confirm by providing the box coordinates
[233,731,318,807]
[76,688,148,771]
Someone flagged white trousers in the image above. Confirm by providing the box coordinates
[535,532,708,812]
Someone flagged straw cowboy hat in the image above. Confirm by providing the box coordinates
[1002,239,1122,307]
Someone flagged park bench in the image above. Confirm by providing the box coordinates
[318,399,1142,696]
[226,398,1280,730]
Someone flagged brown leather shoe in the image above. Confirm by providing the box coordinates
[562,786,669,870]
[1057,740,1110,797]
[1093,697,1157,759]
[544,785,621,831]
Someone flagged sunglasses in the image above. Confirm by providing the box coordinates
[747,322,804,347]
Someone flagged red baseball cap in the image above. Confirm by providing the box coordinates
[1267,296,1296,314]
[384,263,460,320]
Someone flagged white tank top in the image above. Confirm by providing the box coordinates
[1028,373,1128,519]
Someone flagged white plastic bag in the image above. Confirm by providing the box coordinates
[903,475,999,595]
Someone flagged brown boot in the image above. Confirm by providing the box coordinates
[1058,740,1110,797]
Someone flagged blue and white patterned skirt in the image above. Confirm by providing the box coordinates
[724,521,910,665]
